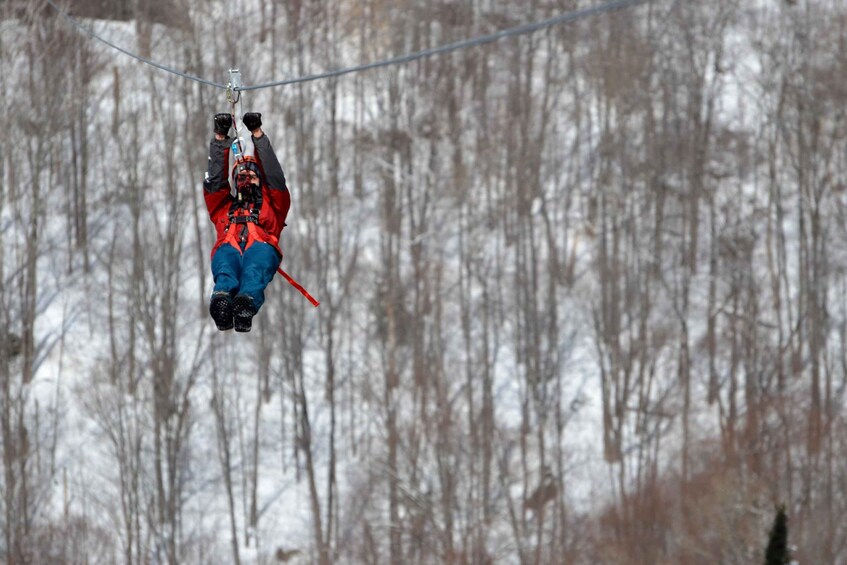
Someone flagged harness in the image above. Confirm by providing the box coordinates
[226,192,263,250]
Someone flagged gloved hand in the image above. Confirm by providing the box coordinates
[242,112,262,132]
[213,113,232,136]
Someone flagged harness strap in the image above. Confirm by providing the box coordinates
[227,203,260,224]
[230,215,259,224]
[277,268,320,307]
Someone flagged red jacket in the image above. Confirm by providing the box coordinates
[203,134,291,257]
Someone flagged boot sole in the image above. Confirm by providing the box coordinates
[210,294,234,331]
[233,295,255,333]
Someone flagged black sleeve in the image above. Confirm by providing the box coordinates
[253,134,288,192]
[203,136,232,193]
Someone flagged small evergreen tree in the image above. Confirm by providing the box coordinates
[764,505,790,565]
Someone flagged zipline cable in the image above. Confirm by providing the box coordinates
[44,0,227,89]
[243,0,645,90]
[45,0,646,91]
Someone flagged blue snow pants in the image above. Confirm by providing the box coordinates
[211,242,281,312]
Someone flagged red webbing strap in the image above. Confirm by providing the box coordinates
[277,268,320,307]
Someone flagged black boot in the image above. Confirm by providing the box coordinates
[209,291,233,331]
[233,294,256,333]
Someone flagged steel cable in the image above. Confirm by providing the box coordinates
[46,0,646,91]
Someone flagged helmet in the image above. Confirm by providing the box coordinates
[231,155,264,185]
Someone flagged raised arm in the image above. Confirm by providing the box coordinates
[203,113,236,221]
[243,112,288,192]
[204,113,233,193]
[252,134,288,192]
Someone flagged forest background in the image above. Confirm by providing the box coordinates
[2,0,846,563]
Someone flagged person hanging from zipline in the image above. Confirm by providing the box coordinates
[203,111,291,332]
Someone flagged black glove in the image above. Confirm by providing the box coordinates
[242,112,262,132]
[213,113,232,136]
